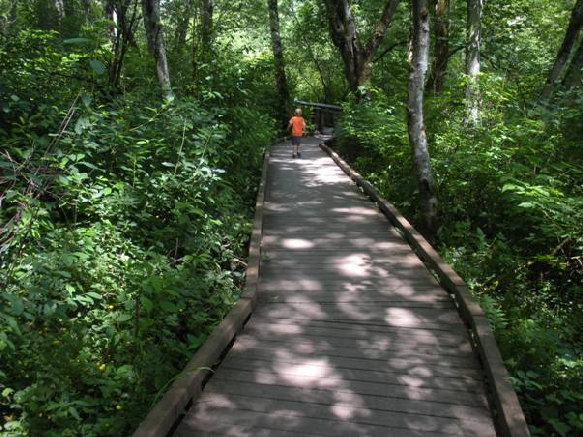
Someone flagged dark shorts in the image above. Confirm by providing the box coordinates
[291,136,301,145]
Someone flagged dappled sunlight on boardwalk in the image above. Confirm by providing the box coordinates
[175,138,496,437]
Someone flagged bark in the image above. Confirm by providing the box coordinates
[562,39,583,90]
[81,0,91,23]
[540,0,583,101]
[408,0,438,236]
[465,0,482,127]
[174,0,192,48]
[109,0,139,89]
[105,0,118,44]
[142,0,174,100]
[54,0,65,27]
[267,0,291,129]
[427,0,449,94]
[323,0,401,92]
[201,0,213,56]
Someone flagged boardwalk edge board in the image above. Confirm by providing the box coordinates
[319,142,531,437]
[131,151,270,437]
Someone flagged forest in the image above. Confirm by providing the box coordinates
[0,0,581,435]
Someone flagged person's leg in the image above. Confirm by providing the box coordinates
[291,137,299,157]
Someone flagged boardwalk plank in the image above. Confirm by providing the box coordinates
[200,378,494,421]
[174,140,496,436]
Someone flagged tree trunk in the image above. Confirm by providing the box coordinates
[539,0,583,102]
[267,0,291,129]
[428,0,449,94]
[408,0,438,236]
[324,0,400,93]
[465,0,482,127]
[562,39,583,90]
[55,0,65,27]
[109,0,139,89]
[174,0,192,48]
[201,0,213,57]
[81,0,91,24]
[142,0,174,100]
[105,0,118,44]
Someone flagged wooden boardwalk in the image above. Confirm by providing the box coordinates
[175,138,497,436]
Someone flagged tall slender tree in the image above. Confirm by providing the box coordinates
[408,0,438,235]
[562,39,583,90]
[174,0,192,48]
[427,0,449,94]
[142,0,174,100]
[465,0,482,126]
[267,0,291,129]
[105,0,118,44]
[539,0,583,102]
[201,0,213,56]
[54,0,65,27]
[323,0,401,93]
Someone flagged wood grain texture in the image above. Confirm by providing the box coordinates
[175,139,500,437]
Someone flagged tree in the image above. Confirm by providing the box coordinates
[427,0,449,94]
[408,0,438,235]
[201,0,213,56]
[142,0,174,100]
[54,0,65,27]
[108,0,140,89]
[562,39,583,90]
[465,0,482,126]
[174,0,192,48]
[323,0,401,93]
[267,0,291,129]
[539,0,583,102]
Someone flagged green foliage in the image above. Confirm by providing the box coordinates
[1,22,276,436]
[335,66,583,437]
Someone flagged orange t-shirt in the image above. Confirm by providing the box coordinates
[289,116,305,136]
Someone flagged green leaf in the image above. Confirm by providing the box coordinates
[63,37,93,45]
[140,295,153,313]
[75,117,90,135]
[89,59,107,75]
[10,297,24,316]
[58,175,70,186]
[86,291,102,300]
[116,313,132,323]
[159,300,177,312]
[68,406,81,420]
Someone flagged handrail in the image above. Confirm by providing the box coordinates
[293,98,342,111]
[131,150,270,437]
[319,142,531,437]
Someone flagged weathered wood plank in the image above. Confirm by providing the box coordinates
[196,379,494,426]
[193,392,496,435]
[217,360,484,393]
[230,332,475,360]
[177,404,486,437]
[243,318,472,343]
[222,345,482,378]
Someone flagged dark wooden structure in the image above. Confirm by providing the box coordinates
[293,99,342,133]
[133,138,530,437]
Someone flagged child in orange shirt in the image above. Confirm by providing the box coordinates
[288,108,306,158]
